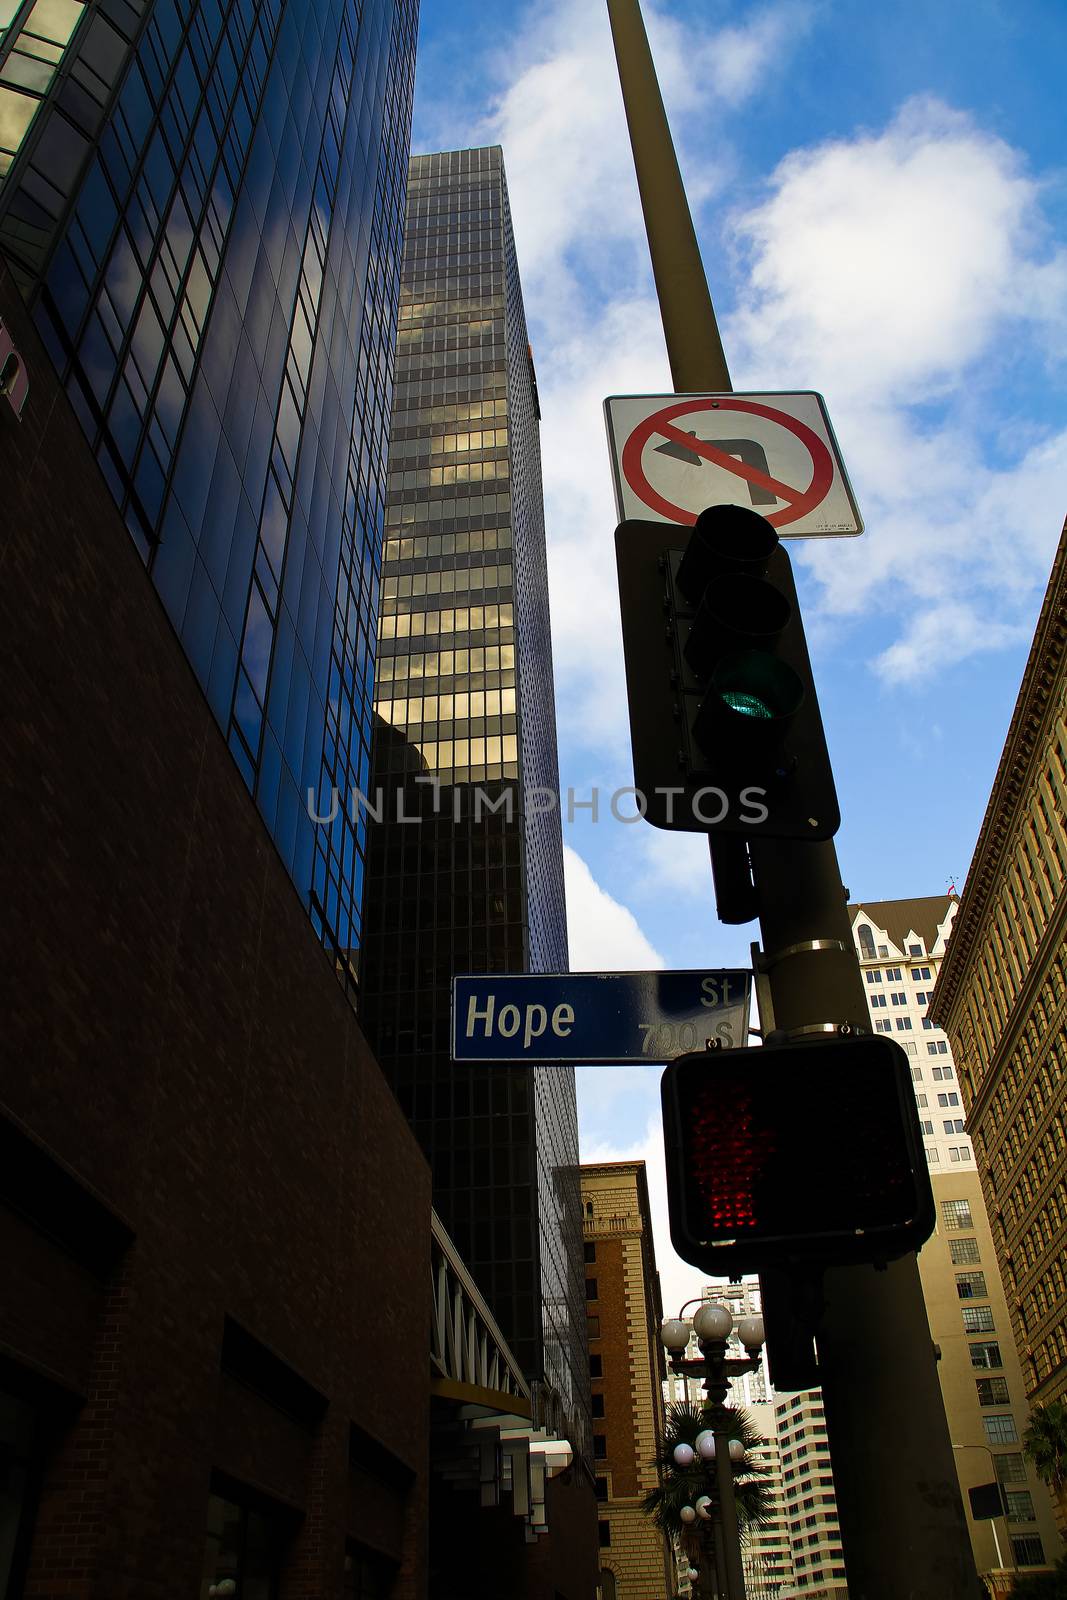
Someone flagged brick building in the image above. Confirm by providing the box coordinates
[0,264,431,1597]
[581,1163,672,1600]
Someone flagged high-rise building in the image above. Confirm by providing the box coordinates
[581,1162,672,1600]
[774,1389,847,1599]
[931,525,1067,1542]
[359,142,588,1480]
[0,0,419,977]
[852,896,1060,1583]
[2,246,432,1598]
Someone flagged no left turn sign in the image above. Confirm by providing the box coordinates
[604,391,863,537]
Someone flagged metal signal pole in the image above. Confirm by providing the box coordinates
[605,2,983,1594]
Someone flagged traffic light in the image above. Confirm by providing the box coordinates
[614,504,839,838]
[660,1035,934,1275]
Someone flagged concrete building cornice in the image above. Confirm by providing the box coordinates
[931,519,1067,1026]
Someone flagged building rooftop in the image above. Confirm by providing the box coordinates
[847,894,956,953]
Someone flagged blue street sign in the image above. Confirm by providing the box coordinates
[451,970,751,1064]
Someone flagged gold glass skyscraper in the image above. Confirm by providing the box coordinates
[359,147,587,1463]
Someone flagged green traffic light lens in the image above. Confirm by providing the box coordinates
[721,688,776,720]
[712,650,804,726]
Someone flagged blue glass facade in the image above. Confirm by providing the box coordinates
[0,0,419,975]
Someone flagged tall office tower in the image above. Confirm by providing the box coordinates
[581,1163,672,1600]
[852,897,1061,1582]
[360,148,586,1458]
[0,0,418,975]
[930,525,1067,1544]
[774,1390,847,1599]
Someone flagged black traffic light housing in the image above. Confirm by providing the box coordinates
[661,1034,934,1276]
[615,504,839,838]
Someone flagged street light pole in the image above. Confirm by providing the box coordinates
[663,1301,765,1600]
[606,2,983,1596]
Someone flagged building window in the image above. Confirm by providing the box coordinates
[584,1242,596,1263]
[599,1519,612,1547]
[915,991,931,1005]
[932,1065,954,1080]
[927,1148,940,1163]
[585,1278,598,1300]
[344,1541,396,1600]
[904,1041,918,1056]
[895,1017,913,1031]
[592,1394,605,1417]
[944,1119,966,1135]
[908,944,923,957]
[886,967,902,981]
[1005,1490,1036,1522]
[956,1272,988,1300]
[865,970,882,984]
[876,1018,893,1032]
[594,1436,607,1459]
[983,1415,1019,1446]
[870,993,887,1008]
[976,1378,1010,1406]
[916,1093,928,1106]
[588,1317,600,1339]
[590,1354,603,1377]
[203,1487,285,1599]
[890,991,907,1006]
[963,1306,995,1333]
[950,1238,981,1265]
[858,926,875,958]
[913,966,932,981]
[995,1454,1027,1484]
[1012,1537,1045,1566]
[949,1145,969,1163]
[595,1475,608,1502]
[937,1092,960,1107]
[970,1342,1003,1369]
[921,1120,934,1135]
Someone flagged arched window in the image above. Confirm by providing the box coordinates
[858,924,875,959]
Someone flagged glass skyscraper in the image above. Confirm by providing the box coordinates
[359,147,588,1458]
[0,0,418,977]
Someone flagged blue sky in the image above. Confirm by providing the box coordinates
[410,0,1067,1313]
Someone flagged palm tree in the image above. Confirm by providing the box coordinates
[642,1401,772,1599]
[1023,1400,1067,1535]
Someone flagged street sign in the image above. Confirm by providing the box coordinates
[604,391,862,537]
[452,970,751,1064]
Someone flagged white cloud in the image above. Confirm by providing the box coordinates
[719,96,1067,682]
[727,96,1067,401]
[564,844,664,970]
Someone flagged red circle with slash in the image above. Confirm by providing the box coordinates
[621,397,835,527]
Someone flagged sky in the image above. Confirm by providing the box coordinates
[408,0,1067,1318]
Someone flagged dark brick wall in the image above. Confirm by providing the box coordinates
[0,266,431,1599]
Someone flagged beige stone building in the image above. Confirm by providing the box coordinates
[931,529,1067,1541]
[852,896,1061,1582]
[581,1163,672,1600]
